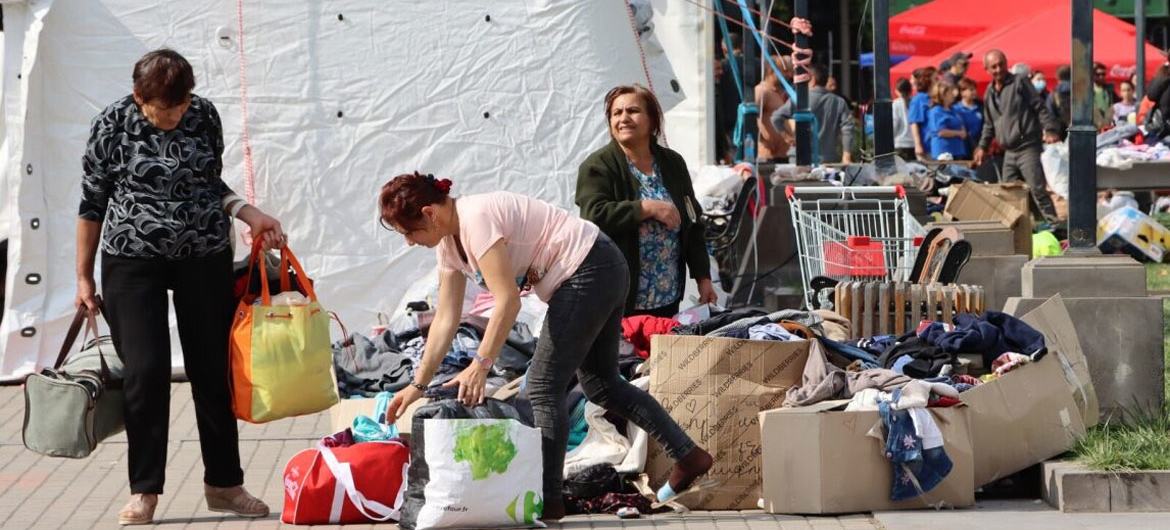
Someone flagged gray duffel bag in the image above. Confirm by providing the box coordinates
[23,306,125,458]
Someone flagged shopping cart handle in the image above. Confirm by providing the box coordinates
[785,185,796,200]
[894,184,906,199]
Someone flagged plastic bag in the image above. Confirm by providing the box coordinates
[399,399,545,529]
[1041,142,1069,199]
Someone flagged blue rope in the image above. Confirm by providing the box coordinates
[736,0,823,164]
[733,102,759,161]
[713,1,744,102]
[735,0,797,102]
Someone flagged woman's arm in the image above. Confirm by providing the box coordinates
[443,240,518,405]
[386,267,467,421]
[75,220,102,312]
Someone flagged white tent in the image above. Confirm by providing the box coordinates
[0,0,712,380]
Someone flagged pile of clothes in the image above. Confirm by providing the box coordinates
[331,308,538,399]
[776,308,1049,503]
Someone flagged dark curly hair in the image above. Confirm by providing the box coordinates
[379,172,453,232]
[132,48,195,107]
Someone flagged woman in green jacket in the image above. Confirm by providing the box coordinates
[576,85,717,317]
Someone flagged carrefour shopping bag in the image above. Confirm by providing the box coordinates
[398,399,545,529]
[230,242,339,423]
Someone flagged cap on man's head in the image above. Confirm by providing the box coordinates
[949,52,973,64]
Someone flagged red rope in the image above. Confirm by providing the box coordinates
[236,0,257,204]
[624,1,668,147]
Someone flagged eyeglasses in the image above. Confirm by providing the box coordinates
[380,216,430,237]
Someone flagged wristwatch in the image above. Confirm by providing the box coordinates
[472,353,494,370]
[410,381,427,392]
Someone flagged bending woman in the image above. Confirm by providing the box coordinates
[380,173,712,520]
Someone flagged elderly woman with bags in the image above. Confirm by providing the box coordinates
[576,85,718,318]
[75,49,283,525]
[379,173,714,521]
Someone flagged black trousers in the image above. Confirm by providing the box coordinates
[528,235,695,502]
[102,249,243,494]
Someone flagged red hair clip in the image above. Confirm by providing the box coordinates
[435,178,452,193]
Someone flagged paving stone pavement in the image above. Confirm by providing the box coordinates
[0,383,880,529]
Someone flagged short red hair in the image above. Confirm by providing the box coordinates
[379,172,452,231]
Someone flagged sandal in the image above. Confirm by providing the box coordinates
[204,485,269,518]
[117,493,158,526]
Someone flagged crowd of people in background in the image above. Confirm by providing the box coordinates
[712,29,1170,224]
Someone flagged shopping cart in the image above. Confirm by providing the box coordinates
[785,185,926,309]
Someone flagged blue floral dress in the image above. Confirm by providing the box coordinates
[628,159,682,310]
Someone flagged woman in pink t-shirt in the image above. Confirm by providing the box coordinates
[379,173,712,519]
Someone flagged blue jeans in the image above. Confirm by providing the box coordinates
[879,391,953,501]
[528,234,696,502]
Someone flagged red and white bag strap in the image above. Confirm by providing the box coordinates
[317,442,404,522]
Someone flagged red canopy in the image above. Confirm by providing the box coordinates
[890,5,1167,92]
[889,0,1053,56]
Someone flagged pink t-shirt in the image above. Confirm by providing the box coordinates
[436,192,600,302]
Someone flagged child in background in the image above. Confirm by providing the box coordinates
[926,79,969,160]
[954,78,984,156]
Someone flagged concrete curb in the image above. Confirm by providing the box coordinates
[1043,460,1170,512]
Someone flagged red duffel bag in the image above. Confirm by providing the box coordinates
[281,439,409,525]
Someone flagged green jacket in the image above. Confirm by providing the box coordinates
[575,140,711,313]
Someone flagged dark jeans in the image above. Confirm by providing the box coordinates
[1002,146,1058,220]
[528,234,696,502]
[102,249,243,494]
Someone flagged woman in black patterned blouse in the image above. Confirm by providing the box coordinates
[74,49,280,525]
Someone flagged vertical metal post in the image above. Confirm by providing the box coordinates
[1068,0,1097,250]
[1137,0,1147,101]
[839,0,853,99]
[794,0,812,165]
[872,0,895,175]
[739,5,758,162]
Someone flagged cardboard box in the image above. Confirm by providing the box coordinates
[926,220,1018,257]
[944,182,1033,256]
[1098,206,1170,262]
[1018,295,1100,428]
[961,294,1098,487]
[962,355,1085,486]
[645,334,809,510]
[329,396,429,435]
[759,403,974,514]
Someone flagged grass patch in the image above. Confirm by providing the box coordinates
[1073,405,1170,472]
[1149,263,1170,293]
[1075,266,1170,471]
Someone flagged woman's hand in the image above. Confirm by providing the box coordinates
[237,206,287,251]
[697,278,719,305]
[444,359,490,406]
[75,276,100,313]
[384,384,424,424]
[641,200,681,230]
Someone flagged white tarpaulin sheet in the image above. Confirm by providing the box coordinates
[0,0,709,380]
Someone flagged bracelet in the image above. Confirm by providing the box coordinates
[410,381,427,392]
[472,353,494,370]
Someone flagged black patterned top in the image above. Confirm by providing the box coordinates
[79,94,235,260]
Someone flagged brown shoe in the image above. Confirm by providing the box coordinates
[117,493,158,526]
[204,485,269,518]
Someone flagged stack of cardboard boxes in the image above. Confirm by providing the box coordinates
[648,295,1097,514]
[929,182,1037,311]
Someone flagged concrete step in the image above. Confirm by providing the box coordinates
[1043,460,1170,513]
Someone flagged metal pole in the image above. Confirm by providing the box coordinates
[740,4,759,162]
[872,0,895,175]
[794,0,812,165]
[1137,0,1147,101]
[840,0,853,98]
[1068,0,1097,250]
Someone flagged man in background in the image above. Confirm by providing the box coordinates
[772,63,855,164]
